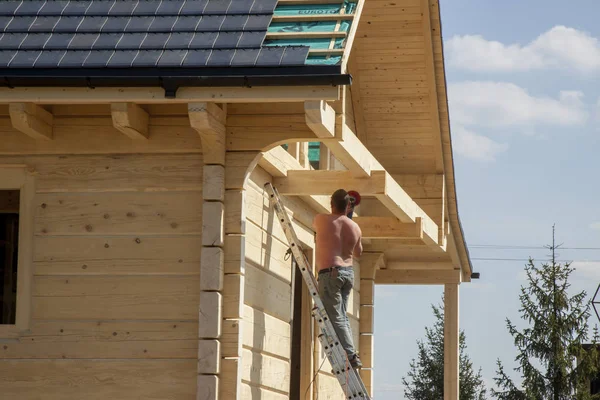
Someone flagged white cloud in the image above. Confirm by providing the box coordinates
[571,261,600,280]
[452,126,508,162]
[448,81,589,129]
[445,26,600,72]
[591,222,600,231]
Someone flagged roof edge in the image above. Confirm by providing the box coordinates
[0,66,351,98]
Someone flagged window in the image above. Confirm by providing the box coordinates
[0,166,34,337]
[1,190,20,325]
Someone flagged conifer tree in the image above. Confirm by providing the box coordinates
[493,226,600,400]
[402,300,487,400]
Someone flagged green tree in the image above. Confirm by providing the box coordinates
[402,300,487,400]
[493,227,600,400]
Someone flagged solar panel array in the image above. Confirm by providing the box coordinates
[0,0,310,68]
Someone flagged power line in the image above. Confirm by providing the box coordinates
[472,257,600,262]
[470,245,600,250]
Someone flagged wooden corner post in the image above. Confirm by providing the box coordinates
[189,102,238,400]
[358,252,384,394]
[444,283,459,400]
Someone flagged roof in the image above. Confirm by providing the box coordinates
[0,0,352,90]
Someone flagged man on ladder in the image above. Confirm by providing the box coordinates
[312,189,363,369]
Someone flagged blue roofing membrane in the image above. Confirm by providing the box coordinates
[0,0,312,68]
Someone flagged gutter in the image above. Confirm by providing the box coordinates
[0,66,352,98]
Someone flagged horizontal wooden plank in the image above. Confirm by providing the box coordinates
[33,276,199,320]
[34,236,202,275]
[0,120,203,155]
[316,372,345,399]
[0,154,203,193]
[241,384,289,400]
[35,192,203,236]
[242,348,290,394]
[243,305,290,359]
[375,268,461,284]
[244,264,291,322]
[0,360,196,399]
[1,338,197,360]
[245,221,293,284]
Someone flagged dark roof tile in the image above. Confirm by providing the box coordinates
[250,0,278,14]
[0,0,325,70]
[69,33,100,50]
[83,49,114,67]
[183,49,212,66]
[108,1,138,16]
[189,32,218,49]
[256,46,284,66]
[140,33,169,50]
[0,33,26,49]
[228,0,254,15]
[107,50,137,67]
[133,1,162,16]
[33,49,65,67]
[231,48,259,66]
[214,32,241,49]
[180,0,208,15]
[38,1,69,16]
[203,0,232,15]
[77,16,108,33]
[20,32,51,49]
[281,46,309,66]
[15,1,47,16]
[9,50,41,67]
[46,33,75,49]
[132,49,162,66]
[205,49,233,66]
[59,50,90,67]
[0,50,16,67]
[166,32,194,49]
[54,16,84,33]
[29,16,60,32]
[62,2,93,16]
[157,49,186,66]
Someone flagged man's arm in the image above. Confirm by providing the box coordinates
[353,224,363,258]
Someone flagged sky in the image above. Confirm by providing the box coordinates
[373,1,600,398]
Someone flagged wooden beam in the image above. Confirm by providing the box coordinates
[421,0,444,173]
[375,269,461,285]
[305,100,336,139]
[444,283,459,400]
[273,170,440,246]
[325,117,373,177]
[273,14,354,22]
[386,261,454,270]
[9,103,53,140]
[189,103,226,165]
[273,170,383,196]
[340,0,366,72]
[359,252,385,280]
[110,103,149,140]
[266,32,347,39]
[0,86,340,104]
[353,217,422,239]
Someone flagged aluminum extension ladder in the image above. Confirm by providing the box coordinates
[265,182,372,400]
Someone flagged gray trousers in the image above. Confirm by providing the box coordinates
[318,266,356,357]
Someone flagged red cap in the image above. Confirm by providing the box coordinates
[347,190,361,206]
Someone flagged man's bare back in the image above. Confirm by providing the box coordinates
[313,213,363,272]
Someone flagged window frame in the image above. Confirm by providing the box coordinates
[0,165,35,338]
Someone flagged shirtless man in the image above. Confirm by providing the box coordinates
[312,189,363,369]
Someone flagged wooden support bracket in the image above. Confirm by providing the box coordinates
[110,102,149,140]
[305,100,336,139]
[9,103,53,140]
[189,102,227,165]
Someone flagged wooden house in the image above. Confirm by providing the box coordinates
[0,0,474,399]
